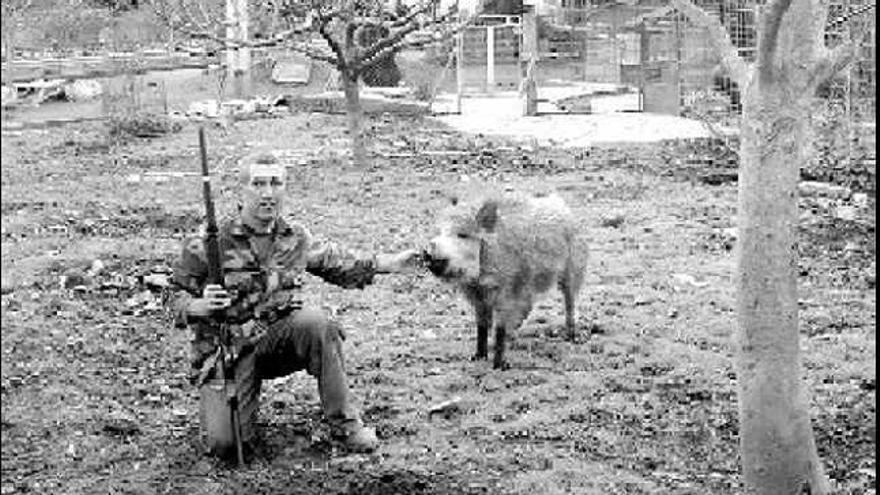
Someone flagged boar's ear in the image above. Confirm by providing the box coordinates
[475,201,499,232]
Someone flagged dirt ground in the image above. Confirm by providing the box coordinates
[0,109,875,494]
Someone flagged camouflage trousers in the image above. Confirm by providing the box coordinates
[254,307,359,422]
[194,307,359,423]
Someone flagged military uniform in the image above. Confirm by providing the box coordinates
[170,213,380,439]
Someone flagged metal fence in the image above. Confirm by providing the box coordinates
[458,15,524,92]
[539,0,874,169]
[820,0,876,169]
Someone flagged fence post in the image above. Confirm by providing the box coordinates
[456,27,463,113]
[487,25,495,90]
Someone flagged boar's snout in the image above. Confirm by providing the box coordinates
[424,240,451,277]
[425,256,450,277]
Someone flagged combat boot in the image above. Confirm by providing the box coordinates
[331,418,378,453]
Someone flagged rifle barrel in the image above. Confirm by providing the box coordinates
[198,127,222,285]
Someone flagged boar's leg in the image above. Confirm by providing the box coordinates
[475,301,492,359]
[493,323,508,370]
[559,261,586,342]
[493,299,533,370]
[464,285,493,360]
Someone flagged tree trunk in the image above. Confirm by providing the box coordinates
[342,70,367,167]
[522,57,537,116]
[736,79,831,494]
[667,0,847,490]
[4,18,15,85]
[225,0,250,99]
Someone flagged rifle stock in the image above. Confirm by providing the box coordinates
[198,126,245,466]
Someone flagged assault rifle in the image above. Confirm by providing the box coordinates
[198,126,245,465]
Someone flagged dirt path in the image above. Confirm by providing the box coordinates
[0,113,874,494]
[431,91,726,147]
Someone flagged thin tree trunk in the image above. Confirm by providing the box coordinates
[736,81,831,495]
[4,19,15,85]
[342,71,367,167]
[226,0,238,99]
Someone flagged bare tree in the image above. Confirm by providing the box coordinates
[3,0,102,67]
[670,0,856,492]
[152,0,485,167]
[2,0,34,82]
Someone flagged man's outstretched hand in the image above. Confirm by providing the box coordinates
[375,249,423,274]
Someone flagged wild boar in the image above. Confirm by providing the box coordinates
[424,191,588,369]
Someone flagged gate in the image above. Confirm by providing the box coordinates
[459,16,523,92]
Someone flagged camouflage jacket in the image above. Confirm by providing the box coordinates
[170,214,378,333]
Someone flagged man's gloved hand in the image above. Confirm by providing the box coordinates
[375,249,423,274]
[187,284,233,317]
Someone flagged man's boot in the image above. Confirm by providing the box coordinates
[331,418,378,453]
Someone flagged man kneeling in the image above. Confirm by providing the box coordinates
[170,154,417,455]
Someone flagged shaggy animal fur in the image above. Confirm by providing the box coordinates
[425,191,588,369]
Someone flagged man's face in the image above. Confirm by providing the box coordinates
[242,163,286,222]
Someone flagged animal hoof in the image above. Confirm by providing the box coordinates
[492,360,509,371]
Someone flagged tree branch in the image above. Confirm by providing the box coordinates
[195,0,216,25]
[388,0,436,29]
[806,0,873,88]
[182,0,218,34]
[355,22,421,71]
[150,8,342,68]
[758,0,796,82]
[807,42,855,88]
[357,3,483,72]
[394,34,448,52]
[345,20,361,61]
[150,0,221,42]
[285,42,340,66]
[671,0,750,86]
[151,2,193,39]
[313,8,347,70]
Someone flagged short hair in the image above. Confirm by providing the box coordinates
[239,153,285,185]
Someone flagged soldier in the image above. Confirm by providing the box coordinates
[170,154,419,453]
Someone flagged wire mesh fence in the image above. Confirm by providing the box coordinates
[535,0,874,174]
